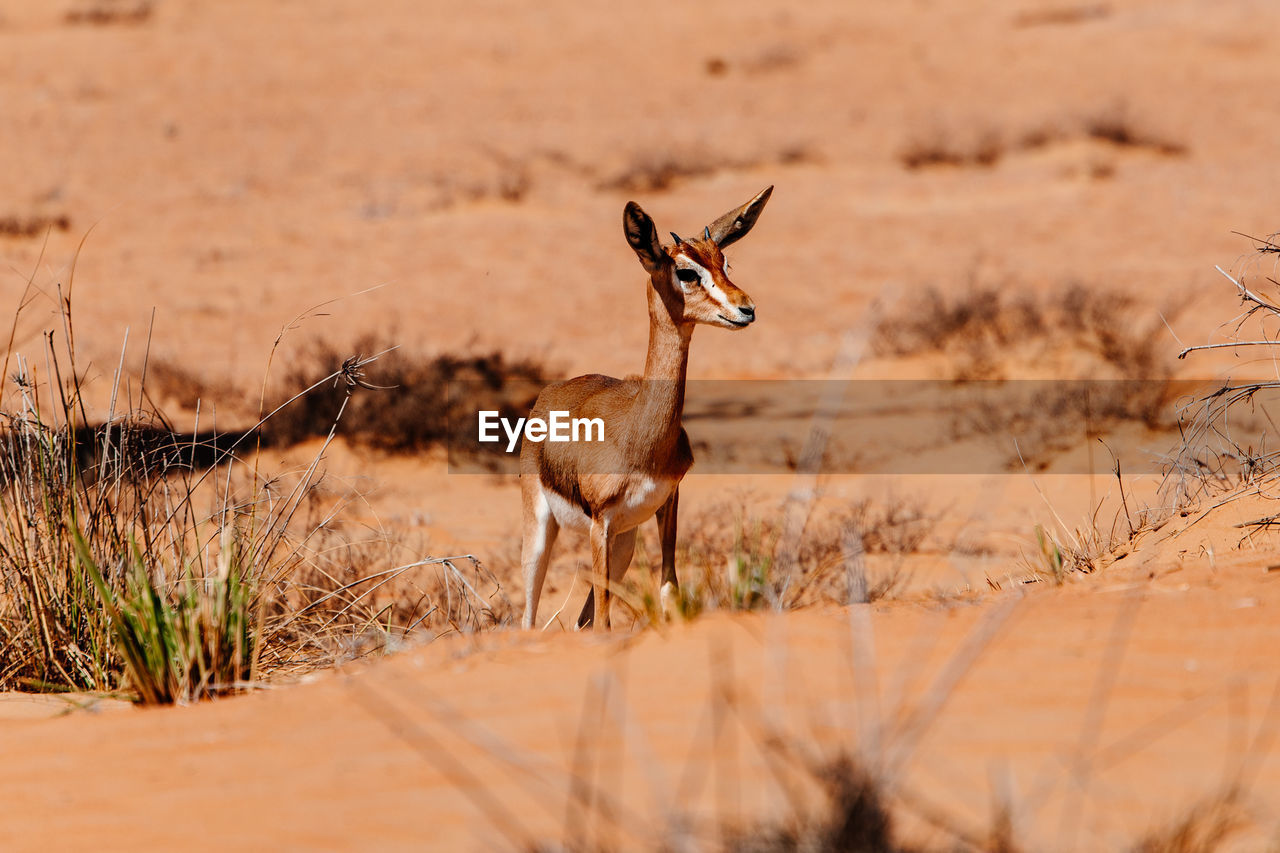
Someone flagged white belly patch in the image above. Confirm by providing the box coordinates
[540,477,677,533]
[607,476,677,531]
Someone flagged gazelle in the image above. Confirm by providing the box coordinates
[520,186,773,630]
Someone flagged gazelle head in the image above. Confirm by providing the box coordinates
[623,186,773,331]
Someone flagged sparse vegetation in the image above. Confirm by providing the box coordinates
[900,131,1003,171]
[595,496,938,626]
[144,357,239,412]
[8,3,1279,849]
[261,335,546,457]
[0,214,71,238]
[1031,521,1095,583]
[900,109,1185,171]
[0,290,512,702]
[1130,792,1244,853]
[597,144,815,194]
[64,0,152,26]
[0,328,268,699]
[1084,108,1187,156]
[1020,234,1280,587]
[529,687,1248,853]
[727,758,1243,852]
[872,281,1174,382]
[267,527,512,671]
[1012,4,1111,28]
[1168,233,1280,509]
[724,754,902,853]
[873,280,1184,470]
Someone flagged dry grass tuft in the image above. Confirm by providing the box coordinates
[0,321,270,700]
[1129,793,1244,853]
[726,754,902,853]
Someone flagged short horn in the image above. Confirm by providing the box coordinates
[669,232,683,244]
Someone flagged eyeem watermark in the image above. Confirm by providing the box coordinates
[451,379,1229,474]
[478,410,605,453]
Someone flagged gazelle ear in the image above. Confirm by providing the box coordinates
[705,185,773,249]
[623,201,666,274]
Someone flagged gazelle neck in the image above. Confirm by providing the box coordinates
[632,284,693,447]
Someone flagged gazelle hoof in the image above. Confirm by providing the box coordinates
[660,581,680,622]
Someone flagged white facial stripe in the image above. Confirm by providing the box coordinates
[675,255,735,313]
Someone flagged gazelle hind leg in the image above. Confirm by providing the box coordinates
[521,489,560,629]
[587,518,615,630]
[655,488,680,620]
[576,527,637,629]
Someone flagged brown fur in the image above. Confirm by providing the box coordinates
[520,187,773,630]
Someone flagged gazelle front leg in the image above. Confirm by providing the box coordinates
[589,516,613,630]
[655,488,680,619]
[521,488,560,629]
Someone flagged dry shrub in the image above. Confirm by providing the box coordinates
[64,1,152,25]
[901,108,1184,171]
[1084,109,1186,156]
[900,132,1003,170]
[599,152,720,194]
[843,498,938,557]
[429,158,532,210]
[144,358,241,413]
[783,498,938,606]
[612,496,938,622]
[741,43,803,75]
[597,144,815,194]
[1012,4,1111,27]
[874,282,1181,470]
[1014,239,1280,584]
[261,335,546,456]
[873,281,1173,381]
[1168,234,1280,508]
[0,214,71,238]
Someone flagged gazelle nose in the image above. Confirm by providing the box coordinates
[738,305,755,320]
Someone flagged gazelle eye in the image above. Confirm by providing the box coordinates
[675,269,700,284]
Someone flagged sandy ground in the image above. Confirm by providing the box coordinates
[4,513,1280,850]
[5,0,1280,849]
